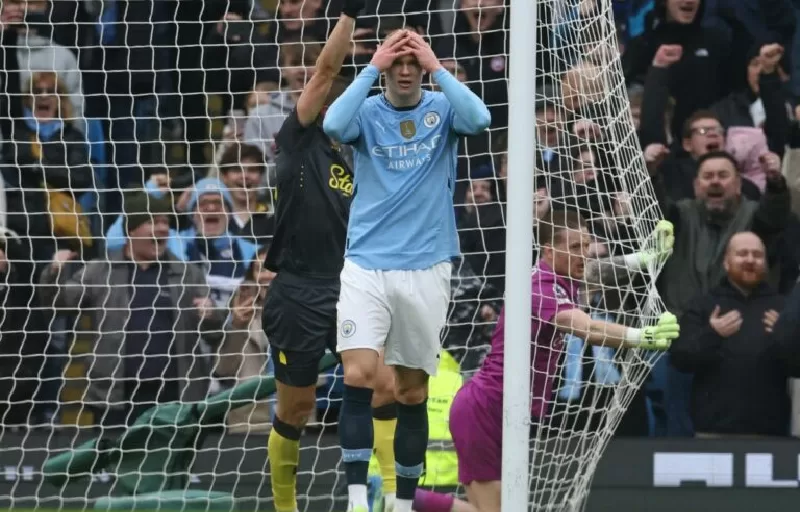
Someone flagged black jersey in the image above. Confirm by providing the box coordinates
[266,109,352,278]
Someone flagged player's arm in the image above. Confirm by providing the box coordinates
[584,220,675,286]
[323,30,412,143]
[553,308,679,351]
[295,1,363,127]
[404,32,491,135]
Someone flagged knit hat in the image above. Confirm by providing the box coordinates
[469,163,495,180]
[123,192,174,235]
[186,178,234,212]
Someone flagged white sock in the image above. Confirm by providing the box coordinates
[384,492,396,509]
[395,498,413,512]
[348,484,369,510]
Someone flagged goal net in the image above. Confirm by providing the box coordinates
[0,0,666,511]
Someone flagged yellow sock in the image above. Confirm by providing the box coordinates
[373,417,397,495]
[268,419,301,512]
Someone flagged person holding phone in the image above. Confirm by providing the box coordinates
[217,251,275,433]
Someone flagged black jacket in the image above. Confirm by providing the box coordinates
[624,0,733,142]
[671,279,797,436]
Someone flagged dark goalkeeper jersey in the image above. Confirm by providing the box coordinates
[266,109,352,278]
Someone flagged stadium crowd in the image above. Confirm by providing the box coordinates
[0,0,800,454]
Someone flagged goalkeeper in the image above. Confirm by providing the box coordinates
[259,2,397,512]
[414,211,679,512]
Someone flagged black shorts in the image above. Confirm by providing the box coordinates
[262,272,340,388]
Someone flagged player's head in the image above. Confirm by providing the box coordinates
[724,231,767,290]
[539,209,591,280]
[382,29,425,103]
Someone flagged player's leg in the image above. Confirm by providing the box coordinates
[372,350,398,508]
[418,382,501,512]
[384,261,453,512]
[464,482,501,512]
[337,260,392,511]
[262,277,334,512]
[269,350,320,512]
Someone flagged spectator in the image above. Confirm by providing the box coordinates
[443,256,501,373]
[177,178,261,309]
[654,150,789,436]
[3,0,85,131]
[0,27,93,267]
[82,0,173,216]
[217,252,276,433]
[643,111,764,202]
[623,0,733,142]
[458,165,506,300]
[106,178,261,305]
[448,0,509,127]
[0,228,46,427]
[534,86,565,175]
[201,6,279,110]
[710,43,791,157]
[670,232,798,437]
[641,42,791,194]
[275,0,328,43]
[244,39,322,163]
[38,193,225,428]
[214,143,275,245]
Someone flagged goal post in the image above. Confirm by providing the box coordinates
[502,1,537,512]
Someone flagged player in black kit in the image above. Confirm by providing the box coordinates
[261,2,398,512]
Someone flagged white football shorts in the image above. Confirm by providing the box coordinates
[336,258,452,376]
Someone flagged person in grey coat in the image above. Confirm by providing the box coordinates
[38,192,226,428]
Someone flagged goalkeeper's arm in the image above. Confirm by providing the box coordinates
[295,0,363,127]
[553,309,679,351]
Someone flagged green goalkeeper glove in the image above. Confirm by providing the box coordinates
[638,220,675,267]
[639,312,680,351]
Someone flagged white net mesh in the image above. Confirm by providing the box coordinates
[0,0,667,511]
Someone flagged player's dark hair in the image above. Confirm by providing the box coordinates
[538,209,586,247]
[218,143,266,174]
[695,150,740,176]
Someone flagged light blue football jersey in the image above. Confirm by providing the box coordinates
[343,91,463,270]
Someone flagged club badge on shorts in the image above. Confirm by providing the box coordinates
[400,120,416,139]
[340,320,356,338]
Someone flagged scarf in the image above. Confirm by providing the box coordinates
[23,107,63,141]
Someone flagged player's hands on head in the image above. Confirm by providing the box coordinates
[370,29,413,72]
[403,31,442,73]
[640,312,680,351]
[341,0,366,19]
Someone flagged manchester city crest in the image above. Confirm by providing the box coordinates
[340,320,356,338]
[424,111,440,128]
